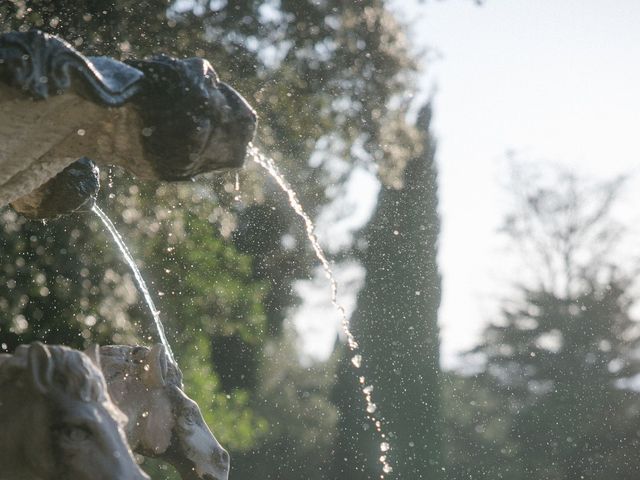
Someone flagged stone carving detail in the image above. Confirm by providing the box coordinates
[0,29,257,215]
[0,342,149,480]
[0,29,245,479]
[10,157,100,219]
[99,344,230,480]
[0,30,143,103]
[127,55,257,181]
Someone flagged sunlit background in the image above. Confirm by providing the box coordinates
[408,0,640,367]
[298,0,640,368]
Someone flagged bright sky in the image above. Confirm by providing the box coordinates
[394,0,640,367]
[295,0,640,369]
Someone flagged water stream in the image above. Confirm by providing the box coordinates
[92,205,175,364]
[92,147,392,476]
[248,144,393,477]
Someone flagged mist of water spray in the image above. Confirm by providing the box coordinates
[248,143,393,477]
[93,205,175,364]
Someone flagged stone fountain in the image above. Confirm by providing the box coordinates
[0,29,257,479]
[0,29,256,218]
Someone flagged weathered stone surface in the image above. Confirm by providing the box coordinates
[10,157,100,219]
[126,55,257,181]
[99,344,230,480]
[0,30,257,212]
[0,342,149,480]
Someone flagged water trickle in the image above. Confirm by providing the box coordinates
[92,205,175,363]
[248,143,392,477]
[234,172,242,201]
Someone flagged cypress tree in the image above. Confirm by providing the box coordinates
[332,105,443,479]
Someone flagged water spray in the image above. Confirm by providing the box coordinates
[248,144,393,477]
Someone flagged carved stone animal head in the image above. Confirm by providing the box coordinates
[125,55,257,181]
[0,30,258,215]
[0,342,149,480]
[99,344,230,480]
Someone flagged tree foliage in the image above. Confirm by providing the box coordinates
[445,166,640,479]
[332,105,442,479]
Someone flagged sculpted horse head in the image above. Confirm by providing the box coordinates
[99,344,229,480]
[0,342,149,480]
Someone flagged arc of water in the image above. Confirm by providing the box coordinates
[248,144,393,477]
[93,205,175,364]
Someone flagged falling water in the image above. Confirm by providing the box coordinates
[92,205,175,364]
[234,172,242,201]
[248,144,393,478]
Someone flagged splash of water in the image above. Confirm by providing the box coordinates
[248,144,392,477]
[93,205,175,364]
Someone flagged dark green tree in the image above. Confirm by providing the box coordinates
[456,166,640,479]
[231,333,339,479]
[441,371,524,480]
[332,105,443,479]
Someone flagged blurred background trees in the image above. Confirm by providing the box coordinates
[443,166,640,479]
[2,1,640,479]
[331,104,442,479]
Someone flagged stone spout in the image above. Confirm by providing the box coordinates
[10,157,100,219]
[0,30,257,217]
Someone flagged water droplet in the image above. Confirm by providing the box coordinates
[367,403,377,413]
[77,129,86,136]
[383,464,393,473]
[351,354,362,368]
[141,411,149,418]
[363,385,373,395]
[380,442,390,452]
